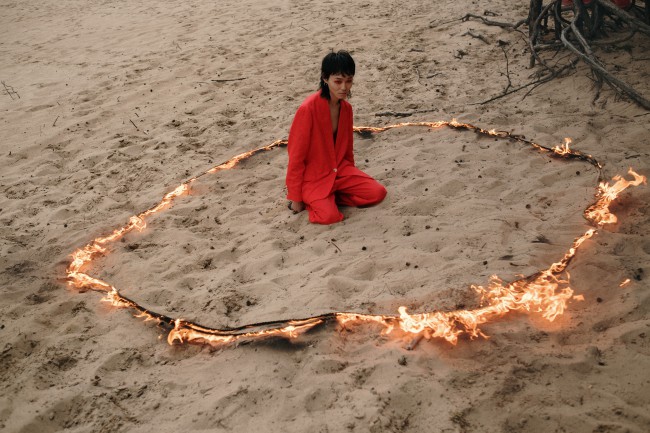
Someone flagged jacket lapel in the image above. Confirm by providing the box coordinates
[315,94,337,165]
[335,101,349,157]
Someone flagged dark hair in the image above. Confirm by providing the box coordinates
[319,50,355,99]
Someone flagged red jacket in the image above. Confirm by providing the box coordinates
[286,92,370,203]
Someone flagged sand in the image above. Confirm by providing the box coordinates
[1,0,649,431]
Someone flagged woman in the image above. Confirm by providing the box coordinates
[285,50,387,225]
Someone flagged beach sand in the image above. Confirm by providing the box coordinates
[1,0,649,431]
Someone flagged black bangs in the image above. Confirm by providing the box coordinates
[319,50,355,99]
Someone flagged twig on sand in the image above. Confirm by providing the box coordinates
[375,108,438,118]
[129,118,147,135]
[500,44,512,94]
[211,77,247,83]
[462,29,490,44]
[53,115,60,127]
[328,240,342,253]
[461,13,527,30]
[429,17,464,28]
[474,58,578,105]
[2,81,20,100]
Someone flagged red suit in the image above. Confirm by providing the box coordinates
[286,92,386,224]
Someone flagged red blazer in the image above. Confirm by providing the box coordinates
[286,92,370,203]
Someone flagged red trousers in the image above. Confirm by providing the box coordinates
[305,174,386,224]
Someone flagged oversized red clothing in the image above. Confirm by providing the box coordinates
[286,92,386,224]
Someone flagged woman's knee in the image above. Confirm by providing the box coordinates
[374,184,387,203]
[364,183,387,205]
[307,198,344,224]
[309,207,343,224]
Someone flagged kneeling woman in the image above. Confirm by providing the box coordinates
[286,50,387,225]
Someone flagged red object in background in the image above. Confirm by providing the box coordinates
[562,0,631,7]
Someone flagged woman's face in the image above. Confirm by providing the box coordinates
[323,73,354,103]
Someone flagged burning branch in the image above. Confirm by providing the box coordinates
[65,121,646,350]
[354,119,602,168]
[584,168,647,225]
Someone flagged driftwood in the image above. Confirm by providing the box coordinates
[464,0,650,109]
[561,3,650,109]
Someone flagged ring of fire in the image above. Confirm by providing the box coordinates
[65,120,646,349]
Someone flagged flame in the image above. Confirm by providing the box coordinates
[585,168,647,226]
[336,267,574,345]
[63,121,645,349]
[337,312,397,335]
[167,318,325,346]
[102,288,133,309]
[65,142,287,291]
[552,138,572,156]
[548,229,596,274]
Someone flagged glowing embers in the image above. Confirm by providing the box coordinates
[64,121,646,349]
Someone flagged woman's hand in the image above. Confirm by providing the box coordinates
[289,201,305,213]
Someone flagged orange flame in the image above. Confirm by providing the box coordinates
[102,288,133,309]
[167,318,325,346]
[64,121,645,349]
[585,168,647,226]
[65,142,286,291]
[552,138,572,156]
